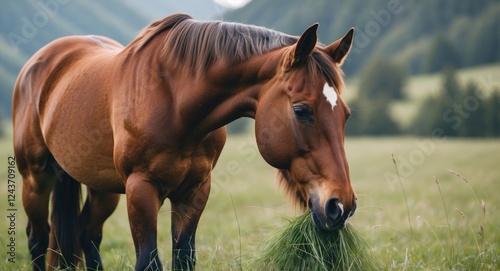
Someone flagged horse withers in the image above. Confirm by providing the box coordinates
[13,13,356,270]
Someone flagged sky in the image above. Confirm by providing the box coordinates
[213,0,251,8]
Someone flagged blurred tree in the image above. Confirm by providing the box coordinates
[441,66,462,100]
[430,67,464,136]
[423,34,461,73]
[347,57,405,136]
[407,95,439,136]
[466,5,500,66]
[458,82,488,137]
[346,98,399,136]
[357,58,407,100]
[409,67,462,136]
[410,70,500,137]
[485,90,500,137]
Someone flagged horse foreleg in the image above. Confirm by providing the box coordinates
[170,176,211,271]
[79,188,120,270]
[126,174,162,271]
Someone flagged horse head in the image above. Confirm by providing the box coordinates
[255,24,356,231]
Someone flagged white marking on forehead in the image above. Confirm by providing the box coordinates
[323,83,338,110]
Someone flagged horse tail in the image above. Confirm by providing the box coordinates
[48,171,82,269]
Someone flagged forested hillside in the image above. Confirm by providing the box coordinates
[225,0,500,76]
[225,0,500,137]
[0,0,152,117]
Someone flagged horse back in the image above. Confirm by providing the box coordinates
[14,35,122,115]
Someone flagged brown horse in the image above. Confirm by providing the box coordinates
[13,13,356,271]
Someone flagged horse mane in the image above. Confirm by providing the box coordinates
[162,16,298,76]
[130,13,193,53]
[128,13,345,93]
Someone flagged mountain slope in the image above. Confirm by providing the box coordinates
[0,0,150,117]
[224,0,500,76]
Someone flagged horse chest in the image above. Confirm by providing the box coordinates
[121,148,213,195]
[160,153,212,183]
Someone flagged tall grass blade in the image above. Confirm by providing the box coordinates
[392,153,414,238]
[434,176,455,264]
[230,194,243,271]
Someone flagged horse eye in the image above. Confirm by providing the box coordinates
[293,105,313,122]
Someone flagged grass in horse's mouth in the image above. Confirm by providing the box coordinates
[247,211,381,271]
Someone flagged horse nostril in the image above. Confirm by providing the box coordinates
[325,197,343,222]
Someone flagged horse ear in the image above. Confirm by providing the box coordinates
[325,28,354,65]
[292,23,319,64]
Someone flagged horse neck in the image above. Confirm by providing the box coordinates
[121,32,286,144]
[169,49,285,142]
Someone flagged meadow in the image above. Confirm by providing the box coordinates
[1,128,499,270]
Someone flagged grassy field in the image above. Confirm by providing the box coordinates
[1,129,499,270]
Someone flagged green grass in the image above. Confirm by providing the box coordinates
[1,130,499,270]
[247,212,381,271]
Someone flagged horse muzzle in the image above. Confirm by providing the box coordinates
[308,196,357,231]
